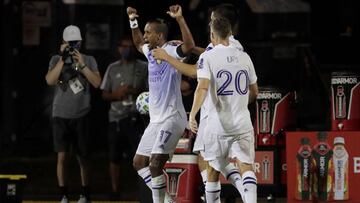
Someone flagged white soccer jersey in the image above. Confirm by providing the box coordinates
[197,44,257,135]
[142,42,187,123]
[200,35,243,121]
[205,35,243,52]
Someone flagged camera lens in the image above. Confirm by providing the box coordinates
[68,41,80,50]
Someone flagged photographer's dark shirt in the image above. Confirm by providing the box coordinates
[48,54,98,119]
[100,59,148,122]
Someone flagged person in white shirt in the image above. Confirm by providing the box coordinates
[189,18,258,203]
[152,4,255,201]
[127,5,195,203]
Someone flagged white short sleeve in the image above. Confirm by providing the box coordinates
[196,43,213,64]
[141,44,150,60]
[164,43,184,60]
[197,54,211,80]
[100,65,111,90]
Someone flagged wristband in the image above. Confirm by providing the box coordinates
[76,63,86,71]
[79,64,87,70]
[130,19,138,29]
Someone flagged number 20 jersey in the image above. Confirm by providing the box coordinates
[197,44,257,135]
[200,36,243,121]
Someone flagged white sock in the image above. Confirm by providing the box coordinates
[242,171,257,203]
[205,181,221,203]
[200,169,208,185]
[137,167,152,189]
[151,174,166,203]
[221,164,245,202]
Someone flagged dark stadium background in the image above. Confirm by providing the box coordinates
[1,0,359,202]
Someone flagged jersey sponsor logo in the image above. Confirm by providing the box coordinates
[257,92,282,99]
[331,77,358,84]
[151,67,166,76]
[149,76,162,83]
[149,67,166,83]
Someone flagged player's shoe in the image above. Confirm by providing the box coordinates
[77,195,91,203]
[60,196,69,203]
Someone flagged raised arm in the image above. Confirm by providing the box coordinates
[45,43,68,85]
[167,5,194,54]
[127,7,145,54]
[73,50,101,88]
[45,59,64,85]
[191,46,206,56]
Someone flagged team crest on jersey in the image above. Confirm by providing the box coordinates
[198,58,204,69]
[148,52,160,65]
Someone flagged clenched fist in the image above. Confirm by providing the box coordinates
[127,7,139,20]
[167,5,183,19]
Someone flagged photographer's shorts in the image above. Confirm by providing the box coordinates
[135,112,186,158]
[52,115,90,157]
[108,116,144,163]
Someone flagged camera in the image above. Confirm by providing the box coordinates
[61,41,80,61]
[66,41,80,55]
[64,46,75,55]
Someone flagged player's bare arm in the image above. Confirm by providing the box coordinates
[167,4,194,54]
[152,48,197,78]
[191,46,206,56]
[127,7,144,54]
[248,83,259,104]
[189,78,209,133]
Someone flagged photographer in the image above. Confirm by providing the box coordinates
[45,25,101,203]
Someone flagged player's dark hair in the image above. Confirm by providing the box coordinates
[212,3,239,32]
[147,18,169,40]
[210,17,231,39]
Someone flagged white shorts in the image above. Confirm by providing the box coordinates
[136,113,187,157]
[192,118,206,154]
[203,130,255,172]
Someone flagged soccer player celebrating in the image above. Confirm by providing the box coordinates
[152,4,256,202]
[127,5,194,203]
[189,17,258,203]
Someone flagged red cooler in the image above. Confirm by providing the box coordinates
[331,72,360,131]
[164,154,202,203]
[164,129,201,203]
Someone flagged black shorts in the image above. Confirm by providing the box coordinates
[108,116,144,163]
[52,115,90,157]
